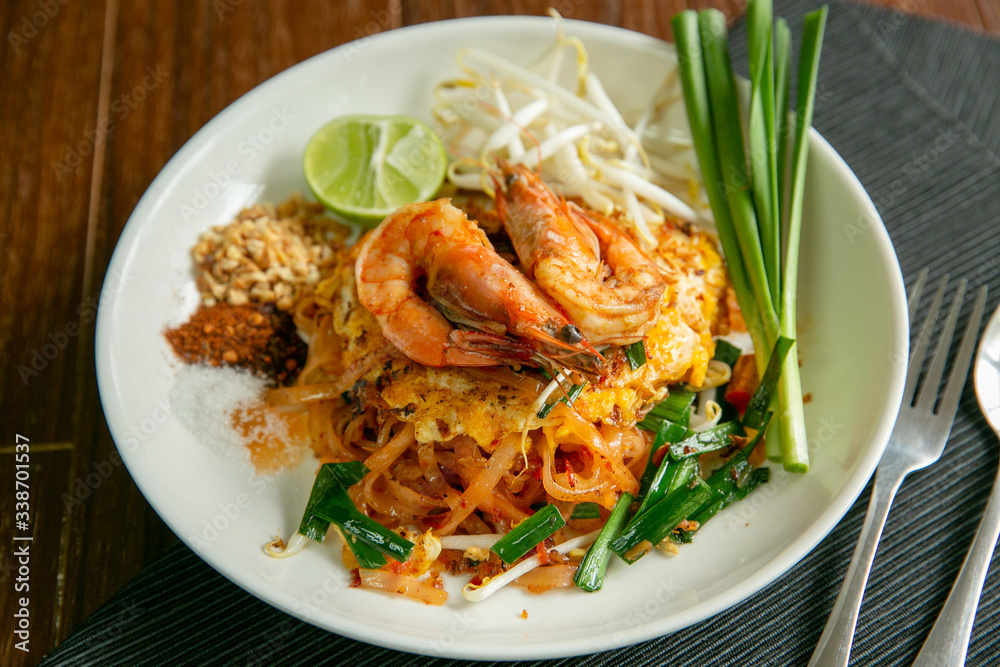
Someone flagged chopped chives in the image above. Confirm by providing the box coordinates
[298,461,370,542]
[312,487,414,563]
[570,502,602,520]
[634,456,698,519]
[667,420,746,460]
[741,336,793,430]
[490,504,566,565]
[638,389,696,431]
[611,477,715,563]
[574,492,633,592]
[636,419,691,501]
[537,382,586,419]
[712,339,742,368]
[625,340,647,370]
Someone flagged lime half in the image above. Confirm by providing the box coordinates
[303,114,447,227]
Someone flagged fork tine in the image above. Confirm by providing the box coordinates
[908,267,929,324]
[936,285,989,418]
[916,279,966,409]
[904,274,949,404]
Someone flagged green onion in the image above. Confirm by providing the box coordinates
[776,6,827,473]
[741,335,793,430]
[570,502,602,520]
[713,339,742,368]
[672,2,825,472]
[773,18,792,221]
[574,492,633,592]
[298,461,370,542]
[625,340,647,370]
[699,413,772,507]
[667,420,746,460]
[312,487,414,564]
[746,0,779,304]
[611,477,715,563]
[490,504,566,565]
[537,382,586,419]
[634,456,698,519]
[699,10,778,330]
[638,389,696,431]
[636,419,690,500]
[676,415,773,542]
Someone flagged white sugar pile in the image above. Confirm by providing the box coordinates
[169,364,280,465]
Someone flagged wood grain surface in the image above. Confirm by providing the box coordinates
[0,0,995,664]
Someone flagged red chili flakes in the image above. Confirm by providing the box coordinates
[165,301,307,386]
[535,543,551,565]
[803,392,813,404]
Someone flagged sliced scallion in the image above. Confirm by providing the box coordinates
[312,486,414,563]
[490,503,566,565]
[668,420,746,460]
[611,477,715,564]
[574,492,633,592]
[713,339,743,368]
[741,336,793,430]
[537,382,586,419]
[570,502,602,520]
[636,419,691,501]
[634,456,699,520]
[625,340,647,370]
[298,461,370,542]
[638,389,696,431]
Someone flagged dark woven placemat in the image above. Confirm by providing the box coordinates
[44,1,1000,665]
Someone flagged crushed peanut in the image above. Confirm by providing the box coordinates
[192,193,348,311]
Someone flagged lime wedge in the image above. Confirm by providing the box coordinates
[303,114,447,227]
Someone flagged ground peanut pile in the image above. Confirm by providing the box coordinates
[192,194,346,311]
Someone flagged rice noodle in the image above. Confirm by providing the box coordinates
[357,569,448,605]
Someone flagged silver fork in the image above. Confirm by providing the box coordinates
[808,270,989,667]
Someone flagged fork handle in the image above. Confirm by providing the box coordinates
[913,451,1000,667]
[808,467,906,667]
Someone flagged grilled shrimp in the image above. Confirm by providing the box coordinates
[355,199,600,369]
[494,162,667,345]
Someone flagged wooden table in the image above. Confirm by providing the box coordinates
[0,0,995,664]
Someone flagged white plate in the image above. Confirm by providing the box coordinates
[95,16,908,661]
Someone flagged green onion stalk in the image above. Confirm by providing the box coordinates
[671,2,827,472]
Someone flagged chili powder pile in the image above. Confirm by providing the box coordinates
[166,302,307,386]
